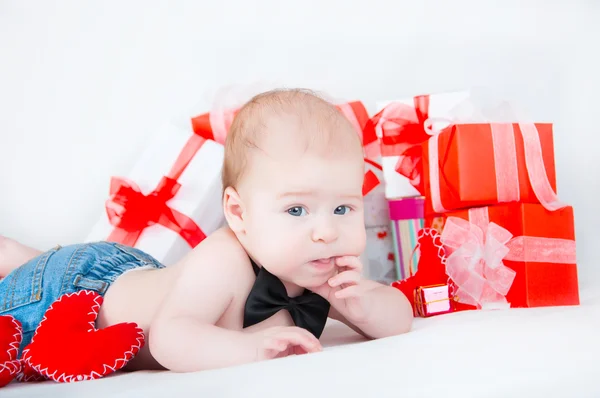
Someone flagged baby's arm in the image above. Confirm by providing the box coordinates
[148,233,257,372]
[331,280,413,339]
[323,256,413,340]
[148,230,320,372]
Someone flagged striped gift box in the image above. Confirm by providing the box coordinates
[388,196,425,281]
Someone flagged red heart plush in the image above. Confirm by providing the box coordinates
[21,290,145,383]
[0,359,22,388]
[16,361,46,383]
[392,228,448,308]
[392,228,476,314]
[0,315,23,387]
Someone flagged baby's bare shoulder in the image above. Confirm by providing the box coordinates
[177,227,253,286]
[153,227,253,323]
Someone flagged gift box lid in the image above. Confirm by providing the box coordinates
[388,196,425,221]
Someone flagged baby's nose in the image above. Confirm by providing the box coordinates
[311,218,338,244]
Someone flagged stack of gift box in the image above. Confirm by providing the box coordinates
[85,88,580,318]
[372,91,580,317]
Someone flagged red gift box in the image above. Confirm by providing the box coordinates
[437,203,579,309]
[422,123,560,216]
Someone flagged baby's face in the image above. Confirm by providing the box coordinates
[237,120,366,288]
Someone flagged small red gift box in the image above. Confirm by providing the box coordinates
[422,123,559,216]
[435,203,579,309]
[414,284,453,317]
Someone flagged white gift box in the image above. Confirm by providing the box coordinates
[363,225,396,285]
[363,158,390,228]
[376,90,471,199]
[86,124,225,266]
[362,158,396,284]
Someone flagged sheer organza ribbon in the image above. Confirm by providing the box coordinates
[441,207,577,309]
[338,102,383,196]
[370,91,568,213]
[105,131,210,248]
[193,83,273,145]
[367,95,431,195]
[191,108,237,145]
[337,102,381,160]
[192,101,383,196]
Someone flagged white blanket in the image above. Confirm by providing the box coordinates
[4,281,599,398]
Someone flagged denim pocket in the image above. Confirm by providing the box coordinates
[0,249,55,313]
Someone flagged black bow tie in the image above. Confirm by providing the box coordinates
[243,261,331,338]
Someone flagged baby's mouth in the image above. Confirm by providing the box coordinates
[309,257,335,271]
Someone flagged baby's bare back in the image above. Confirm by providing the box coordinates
[99,227,296,371]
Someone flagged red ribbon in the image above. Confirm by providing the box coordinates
[337,101,385,197]
[191,109,238,145]
[366,95,431,195]
[105,132,210,248]
[360,108,384,196]
[362,158,383,196]
[193,102,383,196]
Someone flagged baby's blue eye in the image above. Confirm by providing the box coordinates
[334,205,350,215]
[287,206,307,217]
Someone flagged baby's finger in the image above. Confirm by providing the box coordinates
[335,285,364,299]
[276,331,321,353]
[328,270,361,287]
[335,256,363,272]
[264,337,289,353]
[293,345,309,355]
[284,326,321,346]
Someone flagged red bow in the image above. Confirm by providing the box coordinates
[105,132,210,248]
[106,176,206,248]
[366,95,431,195]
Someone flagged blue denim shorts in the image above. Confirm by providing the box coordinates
[0,241,164,353]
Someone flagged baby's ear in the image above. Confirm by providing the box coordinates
[223,186,245,233]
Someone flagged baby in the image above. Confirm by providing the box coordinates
[0,89,413,373]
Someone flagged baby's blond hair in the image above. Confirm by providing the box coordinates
[221,89,361,192]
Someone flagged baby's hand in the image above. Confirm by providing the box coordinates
[312,256,377,324]
[252,326,322,361]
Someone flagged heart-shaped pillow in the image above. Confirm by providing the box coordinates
[391,228,449,311]
[0,315,23,387]
[392,227,476,314]
[16,361,46,383]
[0,359,21,388]
[21,290,145,383]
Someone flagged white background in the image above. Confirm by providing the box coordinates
[1,0,598,286]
